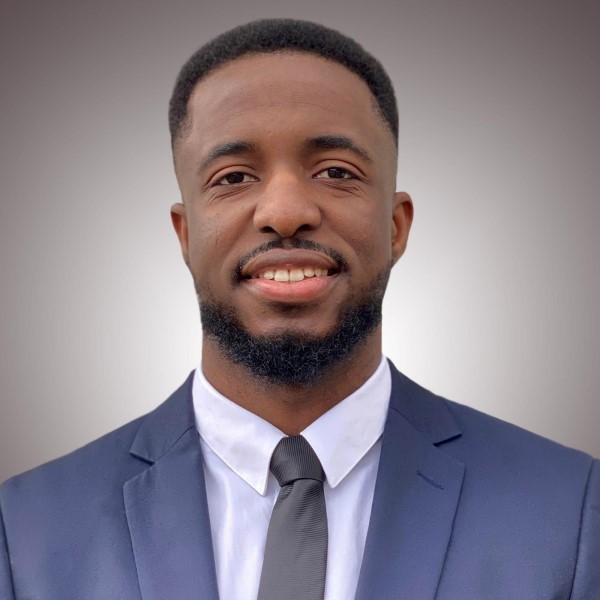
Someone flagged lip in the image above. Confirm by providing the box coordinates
[240,249,341,304]
[243,272,340,303]
[240,249,340,279]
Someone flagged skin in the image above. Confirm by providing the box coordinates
[171,52,413,434]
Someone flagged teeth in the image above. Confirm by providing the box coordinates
[257,267,329,282]
[289,268,304,282]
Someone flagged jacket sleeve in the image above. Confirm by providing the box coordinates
[0,500,15,600]
[570,458,600,599]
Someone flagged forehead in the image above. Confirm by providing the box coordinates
[175,52,396,170]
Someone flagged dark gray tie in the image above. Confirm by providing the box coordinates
[257,435,328,600]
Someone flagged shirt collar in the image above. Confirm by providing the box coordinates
[192,356,391,495]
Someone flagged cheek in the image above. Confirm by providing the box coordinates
[330,204,392,263]
[186,210,252,290]
[186,214,223,272]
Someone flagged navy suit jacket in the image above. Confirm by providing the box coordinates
[1,362,599,599]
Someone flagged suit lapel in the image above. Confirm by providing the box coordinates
[123,373,219,600]
[355,364,465,600]
[121,363,464,600]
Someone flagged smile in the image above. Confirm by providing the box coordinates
[239,249,343,302]
[253,267,330,282]
[240,248,343,281]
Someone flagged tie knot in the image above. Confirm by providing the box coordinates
[270,435,325,486]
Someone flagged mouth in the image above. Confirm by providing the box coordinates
[239,249,344,302]
[240,248,343,281]
[248,266,337,282]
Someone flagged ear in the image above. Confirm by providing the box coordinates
[170,202,190,265]
[390,191,414,265]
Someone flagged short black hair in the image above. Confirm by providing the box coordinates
[168,19,398,148]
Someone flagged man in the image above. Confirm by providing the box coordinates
[0,18,598,600]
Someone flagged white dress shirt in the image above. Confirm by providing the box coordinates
[192,356,391,600]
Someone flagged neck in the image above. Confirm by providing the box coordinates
[201,333,383,435]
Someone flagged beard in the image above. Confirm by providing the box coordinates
[198,263,391,386]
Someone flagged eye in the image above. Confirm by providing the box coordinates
[214,172,258,186]
[314,167,355,180]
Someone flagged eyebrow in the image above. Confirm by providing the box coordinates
[197,135,374,175]
[305,135,374,164]
[197,140,259,174]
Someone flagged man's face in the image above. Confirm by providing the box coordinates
[171,52,412,370]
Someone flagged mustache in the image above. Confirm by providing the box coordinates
[234,238,350,280]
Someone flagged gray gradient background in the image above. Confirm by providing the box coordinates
[1,0,599,482]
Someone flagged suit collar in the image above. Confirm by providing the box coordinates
[125,363,464,600]
[125,372,219,600]
[386,360,462,446]
[128,361,462,463]
[355,361,465,600]
[129,371,197,464]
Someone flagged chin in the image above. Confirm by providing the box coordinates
[199,298,382,386]
[197,262,391,385]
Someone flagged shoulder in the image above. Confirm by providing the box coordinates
[444,394,596,479]
[388,362,597,501]
[0,415,147,515]
[0,371,195,517]
[0,374,198,596]
[390,361,596,468]
[388,364,600,594]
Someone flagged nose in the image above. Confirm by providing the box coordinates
[253,172,322,237]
